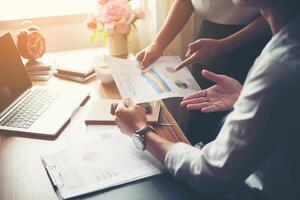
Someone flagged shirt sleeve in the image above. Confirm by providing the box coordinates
[164,57,300,196]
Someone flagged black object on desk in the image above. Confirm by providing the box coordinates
[111,102,152,115]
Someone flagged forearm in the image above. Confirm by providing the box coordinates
[221,17,270,53]
[145,131,175,163]
[152,0,194,49]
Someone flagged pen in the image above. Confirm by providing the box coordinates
[41,158,64,200]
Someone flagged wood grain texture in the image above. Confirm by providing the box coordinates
[0,51,190,200]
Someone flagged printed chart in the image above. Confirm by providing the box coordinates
[141,69,172,93]
[175,80,188,89]
[41,126,164,199]
[107,56,201,103]
[83,152,102,162]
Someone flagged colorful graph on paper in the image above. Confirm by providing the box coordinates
[142,69,172,93]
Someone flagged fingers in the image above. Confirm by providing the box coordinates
[140,54,151,69]
[185,102,220,112]
[201,105,220,113]
[188,40,201,53]
[202,70,224,85]
[123,98,134,107]
[174,53,197,71]
[139,52,156,69]
[183,90,207,101]
[115,98,134,115]
[115,118,124,131]
[185,39,204,57]
[185,49,192,57]
[180,97,208,107]
[136,50,154,69]
[115,117,130,135]
[186,102,211,110]
[136,50,145,62]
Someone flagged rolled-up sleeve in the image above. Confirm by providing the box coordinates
[163,55,300,196]
[164,141,236,195]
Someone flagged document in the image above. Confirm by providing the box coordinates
[41,126,164,199]
[106,56,201,103]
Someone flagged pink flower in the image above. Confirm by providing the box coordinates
[85,14,98,31]
[97,0,111,6]
[100,1,133,34]
[86,0,145,41]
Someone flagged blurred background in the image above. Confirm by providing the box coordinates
[0,0,200,57]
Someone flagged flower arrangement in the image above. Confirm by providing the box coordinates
[86,0,145,43]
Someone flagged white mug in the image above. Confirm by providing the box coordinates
[95,61,114,84]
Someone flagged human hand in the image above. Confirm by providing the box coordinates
[181,70,242,112]
[115,98,147,135]
[175,38,227,71]
[136,42,164,69]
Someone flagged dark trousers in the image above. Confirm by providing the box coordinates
[187,20,271,145]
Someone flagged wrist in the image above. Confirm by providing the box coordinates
[151,40,167,52]
[219,38,238,54]
[134,122,147,133]
[133,125,156,151]
[144,131,157,145]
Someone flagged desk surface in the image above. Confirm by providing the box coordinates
[0,55,193,200]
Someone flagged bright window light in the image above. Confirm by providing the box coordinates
[0,0,141,22]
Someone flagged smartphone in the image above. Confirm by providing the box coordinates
[111,102,152,115]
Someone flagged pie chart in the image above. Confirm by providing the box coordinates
[175,80,188,89]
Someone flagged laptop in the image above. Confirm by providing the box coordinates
[0,32,89,140]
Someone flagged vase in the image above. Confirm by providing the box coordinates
[107,32,128,58]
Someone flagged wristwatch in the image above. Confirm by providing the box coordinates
[132,125,156,151]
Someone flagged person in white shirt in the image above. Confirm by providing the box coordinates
[115,0,300,199]
[137,0,271,145]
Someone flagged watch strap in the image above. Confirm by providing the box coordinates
[135,125,156,150]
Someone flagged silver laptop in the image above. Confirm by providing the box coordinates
[0,32,89,140]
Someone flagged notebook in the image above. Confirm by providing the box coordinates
[54,71,95,83]
[55,51,100,82]
[85,99,161,125]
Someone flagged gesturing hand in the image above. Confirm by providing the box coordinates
[115,98,147,135]
[175,38,227,71]
[136,42,164,70]
[181,70,243,113]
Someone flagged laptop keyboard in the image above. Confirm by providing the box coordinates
[0,88,61,129]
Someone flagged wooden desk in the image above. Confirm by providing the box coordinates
[0,73,190,199]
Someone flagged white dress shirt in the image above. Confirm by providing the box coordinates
[164,16,300,199]
[191,0,259,25]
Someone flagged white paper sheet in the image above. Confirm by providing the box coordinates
[41,126,164,199]
[106,56,201,103]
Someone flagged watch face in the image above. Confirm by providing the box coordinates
[133,134,144,150]
[26,31,46,59]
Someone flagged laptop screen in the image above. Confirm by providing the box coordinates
[0,33,32,113]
